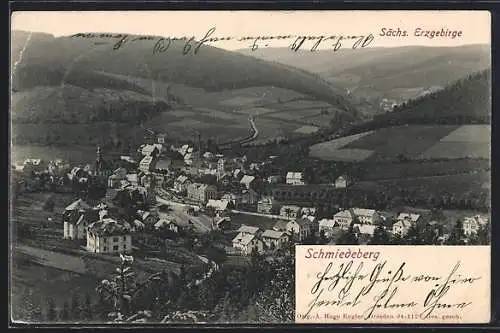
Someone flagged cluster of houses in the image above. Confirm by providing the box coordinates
[14,132,490,257]
[62,198,136,254]
[62,196,184,254]
[318,208,489,243]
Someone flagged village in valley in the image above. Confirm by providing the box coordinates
[11,123,491,323]
[10,12,491,324]
[12,130,489,260]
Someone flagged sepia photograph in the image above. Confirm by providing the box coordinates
[9,10,491,325]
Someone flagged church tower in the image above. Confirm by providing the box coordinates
[95,145,110,177]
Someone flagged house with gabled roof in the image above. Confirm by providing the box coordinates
[63,198,94,240]
[240,175,256,189]
[392,219,413,236]
[287,217,313,241]
[236,225,262,236]
[280,205,301,219]
[86,218,132,254]
[335,175,352,188]
[213,216,231,231]
[232,232,264,256]
[286,172,305,185]
[206,199,230,212]
[463,215,488,236]
[318,218,337,238]
[397,213,421,224]
[261,229,288,249]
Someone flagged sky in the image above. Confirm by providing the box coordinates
[11,11,491,51]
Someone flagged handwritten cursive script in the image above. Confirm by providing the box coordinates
[70,27,376,54]
[303,260,481,321]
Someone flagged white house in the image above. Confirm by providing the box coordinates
[63,199,92,240]
[301,207,317,217]
[137,209,159,226]
[333,209,356,230]
[463,215,488,236]
[187,183,218,203]
[318,218,337,238]
[261,229,288,249]
[352,208,380,225]
[240,175,256,189]
[333,208,380,229]
[280,205,301,219]
[213,216,231,230]
[154,218,180,233]
[206,199,230,212]
[108,168,128,188]
[286,172,305,185]
[392,219,413,236]
[173,175,190,193]
[335,175,351,188]
[257,196,280,215]
[140,144,161,157]
[63,214,89,240]
[353,224,377,237]
[232,233,264,255]
[396,213,421,224]
[286,218,313,241]
[237,225,262,236]
[139,155,156,173]
[86,218,132,254]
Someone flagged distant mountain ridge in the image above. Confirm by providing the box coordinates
[347,69,491,133]
[239,45,491,104]
[11,30,355,111]
[11,30,362,147]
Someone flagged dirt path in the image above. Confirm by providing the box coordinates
[15,244,87,274]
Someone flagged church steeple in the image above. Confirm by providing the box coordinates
[95,145,104,175]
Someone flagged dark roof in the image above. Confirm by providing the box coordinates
[292,217,313,227]
[87,218,131,237]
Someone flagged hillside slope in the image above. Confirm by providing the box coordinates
[11,30,355,112]
[11,30,361,147]
[364,69,491,129]
[240,45,490,105]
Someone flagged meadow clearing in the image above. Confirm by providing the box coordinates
[309,125,490,162]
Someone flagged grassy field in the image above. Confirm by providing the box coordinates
[229,213,286,231]
[355,170,490,196]
[10,191,204,322]
[381,205,487,234]
[309,125,490,162]
[418,125,490,159]
[360,159,490,181]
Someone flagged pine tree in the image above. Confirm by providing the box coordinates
[83,293,93,321]
[369,225,390,245]
[60,301,70,321]
[71,294,81,320]
[477,220,490,245]
[447,219,466,245]
[337,223,359,245]
[46,297,57,322]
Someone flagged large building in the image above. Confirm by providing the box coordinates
[257,196,280,215]
[63,199,94,240]
[186,183,217,203]
[286,218,313,241]
[232,233,264,256]
[139,155,156,173]
[286,172,305,185]
[86,218,132,254]
[318,218,337,238]
[270,184,340,205]
[94,146,113,178]
[333,208,380,229]
[261,229,288,249]
[462,215,488,236]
